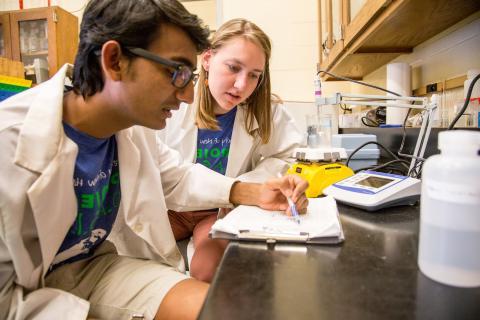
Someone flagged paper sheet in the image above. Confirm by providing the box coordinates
[211,196,342,239]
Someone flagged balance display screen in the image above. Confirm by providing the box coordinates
[355,176,394,189]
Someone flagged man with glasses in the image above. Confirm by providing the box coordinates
[124,46,200,89]
[0,0,308,320]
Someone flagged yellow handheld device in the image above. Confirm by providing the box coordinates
[288,162,354,198]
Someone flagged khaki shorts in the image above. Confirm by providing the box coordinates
[45,241,189,320]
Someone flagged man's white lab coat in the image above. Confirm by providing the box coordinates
[0,65,236,319]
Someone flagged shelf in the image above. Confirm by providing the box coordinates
[320,0,480,81]
[21,50,48,57]
[412,74,467,96]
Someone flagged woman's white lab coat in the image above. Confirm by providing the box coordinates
[157,102,303,185]
[0,65,236,319]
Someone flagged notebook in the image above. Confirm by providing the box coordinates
[210,196,344,244]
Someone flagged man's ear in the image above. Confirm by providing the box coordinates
[100,40,125,81]
[201,49,212,72]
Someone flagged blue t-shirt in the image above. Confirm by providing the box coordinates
[196,107,237,175]
[51,122,121,270]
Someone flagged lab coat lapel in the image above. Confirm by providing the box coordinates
[225,106,258,177]
[14,64,78,277]
[27,136,79,277]
[14,64,70,173]
[116,129,141,224]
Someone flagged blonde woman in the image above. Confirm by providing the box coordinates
[158,18,303,282]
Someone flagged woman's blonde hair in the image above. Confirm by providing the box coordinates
[195,18,273,144]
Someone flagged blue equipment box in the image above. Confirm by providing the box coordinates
[331,134,380,171]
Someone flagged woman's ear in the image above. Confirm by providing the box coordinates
[100,40,124,81]
[201,49,212,72]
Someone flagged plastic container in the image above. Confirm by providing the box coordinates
[318,114,333,147]
[418,130,480,287]
[306,114,320,148]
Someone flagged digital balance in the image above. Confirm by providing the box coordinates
[323,170,421,211]
[308,88,438,212]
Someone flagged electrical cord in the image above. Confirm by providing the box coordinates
[412,160,425,178]
[397,108,412,157]
[354,165,407,175]
[396,104,429,178]
[317,70,402,97]
[354,159,411,175]
[372,159,411,172]
[448,73,480,129]
[361,117,378,127]
[346,141,410,172]
[340,103,352,113]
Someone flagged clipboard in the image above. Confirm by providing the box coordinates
[210,196,344,244]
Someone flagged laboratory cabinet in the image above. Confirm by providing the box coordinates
[0,6,78,83]
[318,0,387,73]
[0,12,12,59]
[318,0,480,80]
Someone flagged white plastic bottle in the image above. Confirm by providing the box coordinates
[418,130,480,287]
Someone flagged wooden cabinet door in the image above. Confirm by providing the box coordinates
[0,12,12,59]
[9,7,77,83]
[10,7,54,82]
[343,0,391,47]
[319,0,347,71]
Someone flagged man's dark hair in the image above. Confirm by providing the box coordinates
[72,0,210,98]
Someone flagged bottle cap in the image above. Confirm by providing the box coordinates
[438,130,480,150]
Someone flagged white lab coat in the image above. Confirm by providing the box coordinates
[0,64,236,320]
[158,100,303,187]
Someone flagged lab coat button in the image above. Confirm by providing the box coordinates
[134,222,143,233]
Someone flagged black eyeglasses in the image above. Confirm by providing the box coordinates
[124,46,198,89]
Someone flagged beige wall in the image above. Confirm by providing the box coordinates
[220,0,319,103]
[182,0,216,31]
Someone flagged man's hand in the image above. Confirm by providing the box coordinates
[229,175,309,215]
[258,175,309,215]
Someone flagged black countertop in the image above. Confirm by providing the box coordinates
[199,203,480,320]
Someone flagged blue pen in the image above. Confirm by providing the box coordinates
[286,196,301,224]
[278,173,301,224]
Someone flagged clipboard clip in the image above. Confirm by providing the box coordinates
[238,230,309,243]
